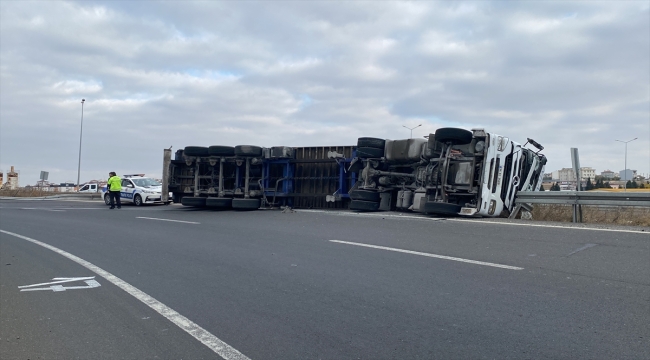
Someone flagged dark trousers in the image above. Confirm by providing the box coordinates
[109,191,122,208]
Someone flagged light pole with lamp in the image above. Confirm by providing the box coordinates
[402,124,422,139]
[76,99,85,189]
[615,137,637,192]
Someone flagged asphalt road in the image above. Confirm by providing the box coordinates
[1,199,648,360]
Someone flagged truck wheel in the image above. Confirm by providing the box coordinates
[357,137,386,149]
[206,197,233,209]
[104,194,111,205]
[134,194,143,206]
[349,189,381,202]
[433,128,473,145]
[184,146,210,157]
[181,197,207,207]
[356,147,384,158]
[172,193,183,203]
[422,201,461,215]
[232,198,261,210]
[349,200,380,211]
[208,145,236,156]
[234,145,263,157]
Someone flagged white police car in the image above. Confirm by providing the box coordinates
[102,175,171,206]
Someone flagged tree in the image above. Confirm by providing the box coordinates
[551,182,561,191]
[626,180,633,189]
[604,181,612,188]
[585,178,594,190]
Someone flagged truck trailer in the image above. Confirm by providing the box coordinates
[163,127,546,217]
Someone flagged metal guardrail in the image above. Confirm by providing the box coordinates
[515,191,650,207]
[512,191,650,222]
[0,193,103,200]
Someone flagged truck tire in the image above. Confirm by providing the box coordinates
[356,147,384,158]
[234,145,263,157]
[349,189,381,202]
[181,197,207,207]
[433,128,473,145]
[183,146,210,157]
[357,137,386,149]
[422,201,461,215]
[172,193,183,203]
[208,145,235,156]
[232,198,261,210]
[206,197,233,208]
[349,199,380,211]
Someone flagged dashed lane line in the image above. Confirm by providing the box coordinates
[330,240,524,270]
[136,217,200,224]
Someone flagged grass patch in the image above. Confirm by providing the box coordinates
[0,189,52,197]
[531,204,650,227]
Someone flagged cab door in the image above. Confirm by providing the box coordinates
[121,179,135,202]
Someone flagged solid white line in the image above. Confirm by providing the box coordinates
[0,229,249,360]
[136,217,199,224]
[299,209,649,235]
[447,218,650,235]
[329,240,524,270]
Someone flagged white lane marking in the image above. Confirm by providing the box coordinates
[329,240,524,270]
[0,229,249,360]
[19,276,95,288]
[19,207,65,212]
[136,217,199,224]
[20,277,101,292]
[447,218,650,235]
[300,209,649,234]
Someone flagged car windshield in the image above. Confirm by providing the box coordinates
[132,178,161,187]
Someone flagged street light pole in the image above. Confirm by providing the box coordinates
[402,124,422,139]
[615,137,637,192]
[76,99,85,189]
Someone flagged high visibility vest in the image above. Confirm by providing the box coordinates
[107,176,122,191]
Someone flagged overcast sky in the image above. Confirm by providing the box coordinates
[1,1,649,185]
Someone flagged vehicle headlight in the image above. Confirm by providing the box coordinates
[474,141,485,153]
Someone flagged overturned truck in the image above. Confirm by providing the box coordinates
[164,127,546,217]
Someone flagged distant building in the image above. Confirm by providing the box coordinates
[619,169,637,181]
[601,170,616,179]
[552,167,595,182]
[4,166,19,190]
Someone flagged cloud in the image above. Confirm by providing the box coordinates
[0,1,648,185]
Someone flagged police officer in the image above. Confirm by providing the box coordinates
[107,172,122,209]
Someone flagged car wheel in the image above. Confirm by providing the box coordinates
[357,137,386,149]
[206,197,233,209]
[183,146,210,157]
[349,189,381,202]
[234,145,263,157]
[181,197,207,207]
[349,199,380,211]
[104,194,111,205]
[208,145,236,156]
[433,128,473,145]
[422,201,461,215]
[356,147,384,158]
[134,194,143,206]
[232,198,261,210]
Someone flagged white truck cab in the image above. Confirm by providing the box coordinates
[102,175,171,206]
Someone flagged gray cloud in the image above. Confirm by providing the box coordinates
[1,1,648,185]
